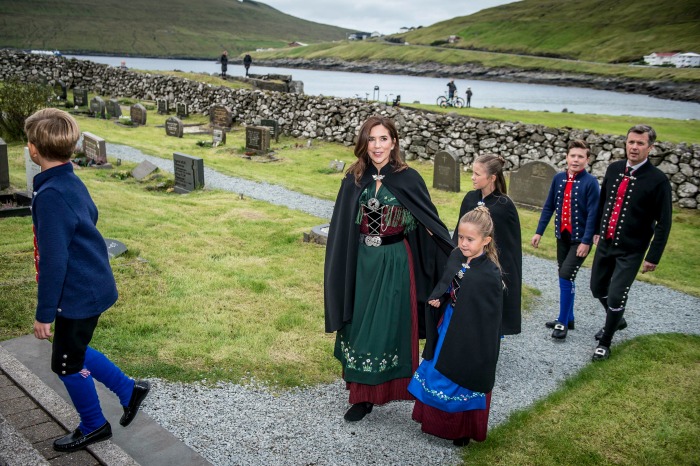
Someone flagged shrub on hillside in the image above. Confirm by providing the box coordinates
[0,79,53,142]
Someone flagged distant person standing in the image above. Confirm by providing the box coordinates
[589,124,672,361]
[465,87,473,108]
[220,50,228,78]
[243,54,252,77]
[447,79,457,102]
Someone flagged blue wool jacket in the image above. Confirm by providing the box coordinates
[535,169,600,245]
[31,163,118,323]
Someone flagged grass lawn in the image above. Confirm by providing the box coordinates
[465,333,700,465]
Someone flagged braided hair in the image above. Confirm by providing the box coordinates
[459,205,502,272]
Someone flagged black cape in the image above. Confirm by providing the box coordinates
[324,163,454,335]
[454,190,522,335]
[424,249,503,393]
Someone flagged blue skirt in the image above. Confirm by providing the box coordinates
[408,303,487,413]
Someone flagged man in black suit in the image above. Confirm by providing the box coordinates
[589,124,672,361]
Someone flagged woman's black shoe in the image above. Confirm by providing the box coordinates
[453,437,470,446]
[344,402,373,422]
[53,421,112,452]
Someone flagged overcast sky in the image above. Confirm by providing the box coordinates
[260,0,519,36]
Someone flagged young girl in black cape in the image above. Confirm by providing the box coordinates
[324,116,453,422]
[455,154,521,335]
[409,206,503,446]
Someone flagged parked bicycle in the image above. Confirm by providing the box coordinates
[436,92,465,108]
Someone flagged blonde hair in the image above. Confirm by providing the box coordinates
[24,108,80,162]
[347,115,407,185]
[459,205,501,271]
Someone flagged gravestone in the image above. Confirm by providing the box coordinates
[245,126,270,153]
[260,119,279,142]
[209,105,233,129]
[73,87,88,107]
[432,150,460,192]
[82,132,108,165]
[0,138,8,190]
[24,147,41,195]
[130,104,147,126]
[104,238,128,259]
[131,160,158,180]
[53,80,67,101]
[212,127,226,147]
[173,152,205,194]
[106,99,122,119]
[156,98,169,115]
[165,116,184,138]
[328,160,345,172]
[89,96,106,119]
[509,161,558,210]
[176,102,189,119]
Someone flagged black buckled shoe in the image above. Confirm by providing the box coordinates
[344,402,373,422]
[546,320,574,330]
[551,322,568,340]
[594,318,628,341]
[54,421,112,452]
[120,380,151,427]
[592,345,611,361]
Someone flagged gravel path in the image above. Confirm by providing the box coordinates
[106,144,700,466]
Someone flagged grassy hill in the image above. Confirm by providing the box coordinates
[395,0,700,63]
[0,0,352,58]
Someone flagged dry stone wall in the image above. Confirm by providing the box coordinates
[2,50,698,208]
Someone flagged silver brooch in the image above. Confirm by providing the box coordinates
[372,174,385,181]
[457,270,464,279]
[477,201,485,206]
[367,198,381,211]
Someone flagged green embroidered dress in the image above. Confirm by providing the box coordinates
[334,182,417,386]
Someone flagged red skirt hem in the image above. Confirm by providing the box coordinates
[411,392,491,441]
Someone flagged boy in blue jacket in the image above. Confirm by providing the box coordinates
[27,108,150,452]
[531,140,600,340]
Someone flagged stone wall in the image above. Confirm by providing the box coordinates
[2,50,698,208]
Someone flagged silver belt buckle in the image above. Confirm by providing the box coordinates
[364,235,382,247]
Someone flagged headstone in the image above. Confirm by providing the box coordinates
[212,127,226,147]
[104,238,128,259]
[24,147,41,195]
[509,161,559,209]
[245,126,270,153]
[328,160,345,172]
[209,105,233,129]
[176,102,189,119]
[73,87,88,107]
[173,152,205,194]
[260,119,279,142]
[165,116,184,138]
[130,104,147,126]
[131,160,158,180]
[53,80,67,101]
[106,99,122,119]
[82,132,108,165]
[89,96,106,118]
[432,150,460,192]
[0,138,8,190]
[156,98,169,115]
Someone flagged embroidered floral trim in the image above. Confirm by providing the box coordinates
[339,339,400,373]
[411,372,485,402]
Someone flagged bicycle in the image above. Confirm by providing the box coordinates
[436,92,465,108]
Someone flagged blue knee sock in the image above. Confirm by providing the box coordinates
[60,371,107,434]
[569,281,576,324]
[558,278,574,324]
[84,347,134,407]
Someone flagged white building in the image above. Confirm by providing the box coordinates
[673,52,700,68]
[643,52,676,66]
